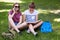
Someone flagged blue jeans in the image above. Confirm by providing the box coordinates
[14,22,18,25]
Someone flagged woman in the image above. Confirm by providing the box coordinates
[8,3,27,34]
[24,2,43,36]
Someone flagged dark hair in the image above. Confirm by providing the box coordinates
[29,2,35,9]
[12,3,20,12]
[13,3,20,8]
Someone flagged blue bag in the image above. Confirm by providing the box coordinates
[40,21,52,33]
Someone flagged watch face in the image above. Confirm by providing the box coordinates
[26,15,36,23]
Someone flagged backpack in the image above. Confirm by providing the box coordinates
[40,21,52,33]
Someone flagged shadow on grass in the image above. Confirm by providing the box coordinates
[0,0,60,40]
[0,2,13,10]
[0,11,60,40]
[0,0,60,11]
[20,0,60,10]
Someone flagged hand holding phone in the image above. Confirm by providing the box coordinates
[13,8,16,14]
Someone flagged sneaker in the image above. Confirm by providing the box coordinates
[27,29,30,33]
[34,32,38,36]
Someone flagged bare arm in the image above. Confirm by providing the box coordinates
[23,14,26,22]
[8,8,16,18]
[35,14,41,23]
[36,14,38,21]
[9,12,15,18]
[36,14,41,23]
[18,15,22,24]
[11,8,16,18]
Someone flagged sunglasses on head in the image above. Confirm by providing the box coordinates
[15,6,20,8]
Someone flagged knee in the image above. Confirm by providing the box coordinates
[23,22,27,25]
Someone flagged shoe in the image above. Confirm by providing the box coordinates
[27,29,30,33]
[34,32,38,36]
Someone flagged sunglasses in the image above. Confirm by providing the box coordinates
[14,6,20,8]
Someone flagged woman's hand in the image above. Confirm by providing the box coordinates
[32,20,41,24]
[9,8,16,18]
[13,8,16,14]
[17,22,21,26]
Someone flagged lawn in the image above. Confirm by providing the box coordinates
[0,0,60,40]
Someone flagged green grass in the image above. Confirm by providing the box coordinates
[0,0,60,40]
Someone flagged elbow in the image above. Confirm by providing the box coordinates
[8,16,12,21]
[8,15,12,18]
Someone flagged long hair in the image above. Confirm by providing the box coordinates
[12,3,20,12]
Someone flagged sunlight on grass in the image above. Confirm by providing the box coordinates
[38,9,60,14]
[0,21,4,24]
[56,30,60,35]
[0,0,60,40]
[0,9,10,12]
[6,3,13,6]
[0,0,23,3]
[54,18,60,22]
[37,9,51,14]
[50,10,60,14]
[54,28,60,35]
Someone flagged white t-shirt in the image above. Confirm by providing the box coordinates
[24,9,38,15]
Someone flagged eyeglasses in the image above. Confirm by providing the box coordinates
[15,6,20,8]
